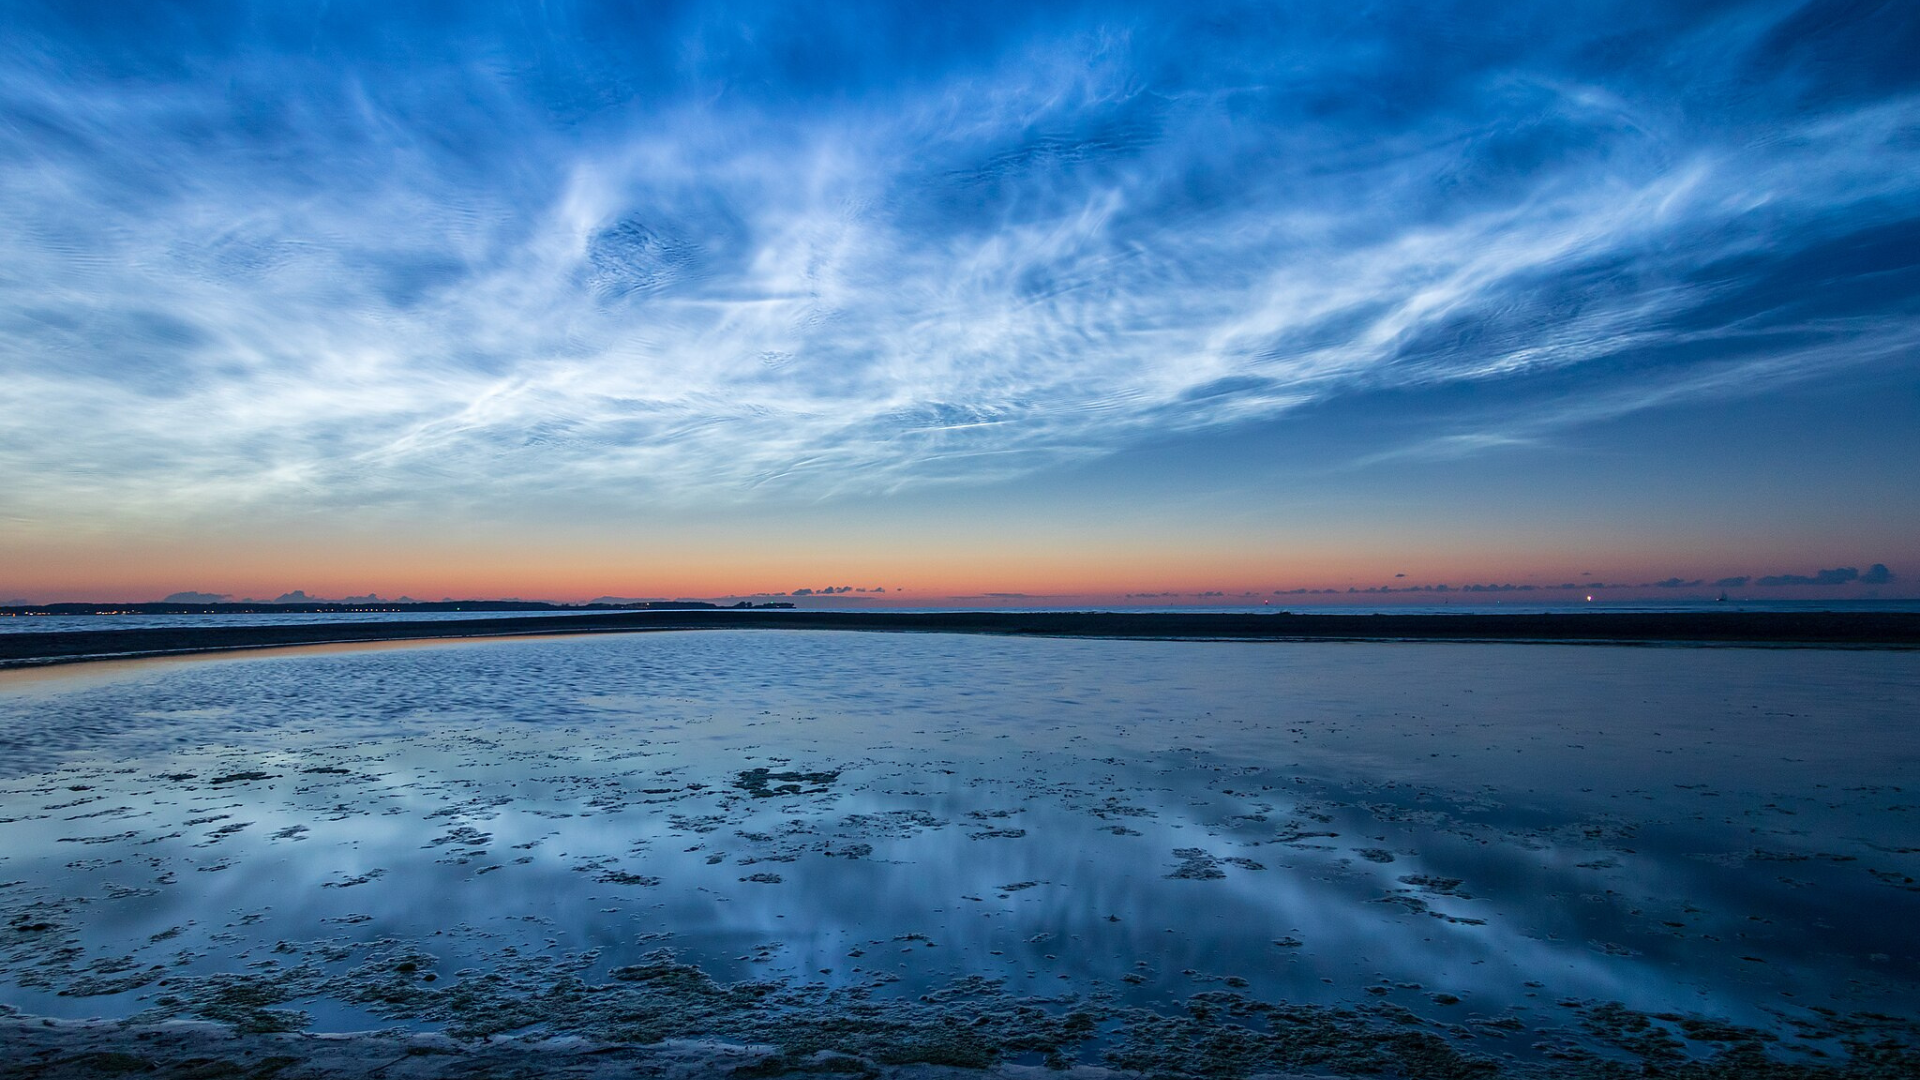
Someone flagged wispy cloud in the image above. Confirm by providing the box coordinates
[1,2,1915,525]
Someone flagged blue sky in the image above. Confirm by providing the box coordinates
[1,1,1915,601]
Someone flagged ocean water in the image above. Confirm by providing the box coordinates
[0,630,1915,1069]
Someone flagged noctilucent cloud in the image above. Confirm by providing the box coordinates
[2,2,1916,602]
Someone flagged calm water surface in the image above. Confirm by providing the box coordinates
[0,631,1914,1058]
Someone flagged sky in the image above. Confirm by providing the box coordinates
[1,1,1916,605]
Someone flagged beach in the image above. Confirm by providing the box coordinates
[3,610,1918,671]
[0,628,1914,1077]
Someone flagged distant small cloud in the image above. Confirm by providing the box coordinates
[339,593,382,604]
[1714,576,1750,588]
[1197,590,1225,598]
[163,590,231,603]
[1742,563,1900,587]
[274,590,319,603]
[1652,578,1703,589]
[1756,566,1861,587]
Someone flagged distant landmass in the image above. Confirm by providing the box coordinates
[3,611,1919,673]
[1,599,795,617]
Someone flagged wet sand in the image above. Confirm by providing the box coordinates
[0,1014,1352,1080]
[3,609,1918,670]
[1,630,1915,1078]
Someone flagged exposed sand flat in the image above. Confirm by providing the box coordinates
[3,610,1918,670]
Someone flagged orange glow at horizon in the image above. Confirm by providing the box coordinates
[0,528,1849,606]
[3,487,1900,605]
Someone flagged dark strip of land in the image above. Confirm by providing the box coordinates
[0,599,774,616]
[3,610,1918,668]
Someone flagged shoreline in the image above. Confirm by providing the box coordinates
[0,1015,1234,1080]
[2,609,1918,670]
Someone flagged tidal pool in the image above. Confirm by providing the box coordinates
[1,631,1915,1076]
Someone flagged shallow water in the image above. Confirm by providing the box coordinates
[1,631,1915,1069]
